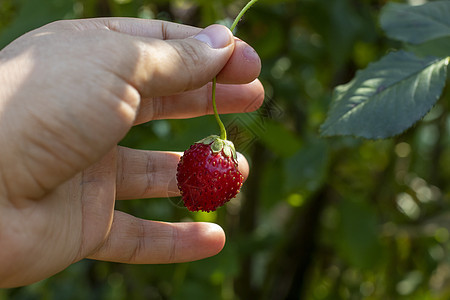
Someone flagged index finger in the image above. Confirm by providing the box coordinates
[65,18,261,84]
[83,17,202,39]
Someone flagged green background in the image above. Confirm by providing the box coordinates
[1,0,450,299]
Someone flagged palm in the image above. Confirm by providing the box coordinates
[4,149,116,283]
[0,18,263,287]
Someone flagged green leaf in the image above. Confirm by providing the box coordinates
[284,137,329,194]
[405,36,450,59]
[260,159,285,210]
[336,199,383,269]
[257,120,302,157]
[320,51,449,139]
[380,1,450,45]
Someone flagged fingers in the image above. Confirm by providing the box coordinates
[216,39,261,84]
[134,79,264,124]
[88,211,225,264]
[76,17,202,39]
[105,24,236,98]
[116,147,249,200]
[116,148,180,200]
[75,18,261,85]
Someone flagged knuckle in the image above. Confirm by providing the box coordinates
[171,41,204,91]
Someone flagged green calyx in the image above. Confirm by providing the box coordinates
[197,135,238,162]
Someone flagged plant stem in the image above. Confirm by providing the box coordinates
[230,0,259,32]
[211,0,259,140]
[212,77,227,140]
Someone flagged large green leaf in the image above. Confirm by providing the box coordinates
[380,1,450,45]
[405,36,450,59]
[320,51,449,139]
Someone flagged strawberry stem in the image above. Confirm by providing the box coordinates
[212,77,227,140]
[211,0,259,141]
[230,0,259,32]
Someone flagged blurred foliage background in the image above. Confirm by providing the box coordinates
[1,0,450,299]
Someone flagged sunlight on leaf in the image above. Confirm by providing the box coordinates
[320,51,449,139]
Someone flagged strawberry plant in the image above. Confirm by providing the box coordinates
[176,0,258,212]
[320,1,450,139]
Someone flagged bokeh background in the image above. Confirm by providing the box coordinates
[1,0,450,299]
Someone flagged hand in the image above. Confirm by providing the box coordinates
[0,18,263,287]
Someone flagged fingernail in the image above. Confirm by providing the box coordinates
[193,24,232,49]
[243,43,260,63]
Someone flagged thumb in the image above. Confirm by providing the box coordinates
[128,24,235,97]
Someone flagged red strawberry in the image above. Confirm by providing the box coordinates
[176,135,244,212]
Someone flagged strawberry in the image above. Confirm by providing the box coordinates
[175,0,260,212]
[176,135,244,212]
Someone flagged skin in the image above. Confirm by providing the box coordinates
[0,18,264,288]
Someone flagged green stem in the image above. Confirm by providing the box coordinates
[212,77,227,140]
[230,0,259,32]
[211,0,259,140]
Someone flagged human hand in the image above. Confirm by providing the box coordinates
[0,18,263,287]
